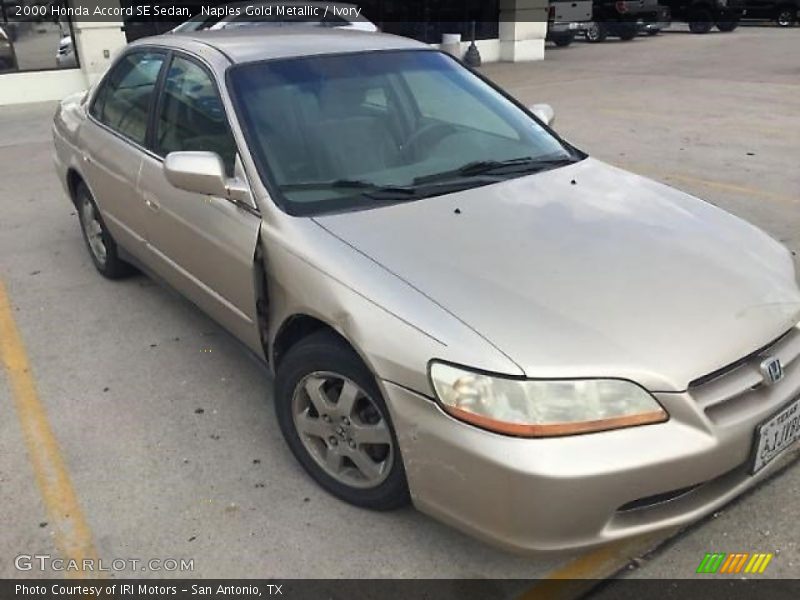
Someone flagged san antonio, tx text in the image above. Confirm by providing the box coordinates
[16,584,282,596]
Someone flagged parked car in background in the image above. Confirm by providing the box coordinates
[586,0,668,41]
[659,0,743,31]
[56,34,77,68]
[0,24,18,71]
[171,1,378,34]
[643,3,672,33]
[547,0,593,46]
[53,29,800,553]
[741,0,798,25]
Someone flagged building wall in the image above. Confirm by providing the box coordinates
[0,68,88,105]
[0,3,127,107]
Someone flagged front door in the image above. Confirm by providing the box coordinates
[139,53,263,354]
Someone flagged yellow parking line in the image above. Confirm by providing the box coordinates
[518,532,668,600]
[598,109,797,139]
[617,164,798,206]
[0,280,99,578]
[660,173,797,206]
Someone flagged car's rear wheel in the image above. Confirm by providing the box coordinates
[688,9,714,32]
[76,183,134,279]
[585,22,607,42]
[274,331,410,510]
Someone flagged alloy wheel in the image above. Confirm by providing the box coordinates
[777,10,794,26]
[80,196,107,265]
[291,372,394,489]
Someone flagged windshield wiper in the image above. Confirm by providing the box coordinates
[414,155,578,185]
[280,179,401,191]
[280,179,419,200]
[281,176,505,210]
[361,178,500,202]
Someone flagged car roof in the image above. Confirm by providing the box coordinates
[139,29,428,65]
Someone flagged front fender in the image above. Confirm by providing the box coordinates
[260,218,523,397]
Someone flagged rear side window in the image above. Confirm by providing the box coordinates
[153,55,237,176]
[90,51,166,146]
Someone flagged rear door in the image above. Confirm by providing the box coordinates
[80,50,167,261]
[138,52,263,354]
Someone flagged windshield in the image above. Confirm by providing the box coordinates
[229,50,581,215]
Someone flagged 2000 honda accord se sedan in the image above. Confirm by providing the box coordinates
[53,29,800,552]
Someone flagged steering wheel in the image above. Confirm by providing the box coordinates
[400,122,456,161]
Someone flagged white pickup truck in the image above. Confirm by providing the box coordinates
[547,0,594,46]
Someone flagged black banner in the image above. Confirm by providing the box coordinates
[3,580,800,600]
[1,0,524,24]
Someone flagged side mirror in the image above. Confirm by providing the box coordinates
[530,103,555,127]
[164,151,228,197]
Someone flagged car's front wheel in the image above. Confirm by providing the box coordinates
[688,9,714,32]
[274,331,410,510]
[776,6,796,26]
[76,183,134,279]
[552,32,575,47]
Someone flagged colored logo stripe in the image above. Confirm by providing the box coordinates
[697,553,726,573]
[696,553,773,574]
[720,553,748,574]
[745,553,774,574]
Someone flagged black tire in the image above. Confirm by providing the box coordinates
[274,330,410,511]
[553,33,575,47]
[776,6,796,26]
[618,24,638,40]
[688,9,714,32]
[585,21,607,42]
[716,19,739,31]
[75,183,135,279]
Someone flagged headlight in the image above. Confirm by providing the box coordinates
[429,362,668,437]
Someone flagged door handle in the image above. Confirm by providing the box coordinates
[144,195,160,212]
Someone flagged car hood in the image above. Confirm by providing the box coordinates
[314,158,800,391]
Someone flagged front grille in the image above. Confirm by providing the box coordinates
[689,325,800,425]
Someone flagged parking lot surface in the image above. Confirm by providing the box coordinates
[1,25,798,585]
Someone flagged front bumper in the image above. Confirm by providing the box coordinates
[383,329,800,552]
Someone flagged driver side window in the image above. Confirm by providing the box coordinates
[153,55,237,177]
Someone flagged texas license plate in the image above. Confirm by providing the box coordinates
[752,396,800,474]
